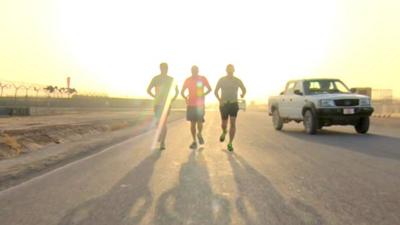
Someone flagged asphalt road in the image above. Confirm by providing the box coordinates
[0,111,399,225]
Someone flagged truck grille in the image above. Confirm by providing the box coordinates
[334,99,359,106]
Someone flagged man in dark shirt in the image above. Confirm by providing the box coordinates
[147,62,179,150]
[215,64,246,152]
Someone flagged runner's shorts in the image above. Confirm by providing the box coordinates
[219,102,239,120]
[186,106,205,122]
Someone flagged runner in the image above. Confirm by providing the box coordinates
[147,62,179,150]
[181,65,212,149]
[214,64,246,152]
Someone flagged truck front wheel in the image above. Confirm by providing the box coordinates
[355,117,370,134]
[303,110,318,134]
[272,109,284,131]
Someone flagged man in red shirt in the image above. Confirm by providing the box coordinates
[181,65,212,149]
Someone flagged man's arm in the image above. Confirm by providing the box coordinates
[147,78,156,98]
[214,79,221,102]
[172,84,179,102]
[203,77,212,96]
[239,79,247,98]
[180,80,188,101]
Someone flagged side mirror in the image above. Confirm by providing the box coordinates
[280,91,284,95]
[294,90,303,96]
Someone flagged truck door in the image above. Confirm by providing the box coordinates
[288,81,305,119]
[279,81,295,118]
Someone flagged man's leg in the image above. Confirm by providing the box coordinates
[189,121,198,149]
[187,107,198,149]
[228,116,237,144]
[158,106,169,150]
[197,122,203,136]
[219,104,228,142]
[190,121,197,142]
[221,119,228,133]
[159,122,167,146]
[220,119,228,142]
[197,121,205,145]
[226,103,239,151]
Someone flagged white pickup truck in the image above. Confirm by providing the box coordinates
[268,79,374,134]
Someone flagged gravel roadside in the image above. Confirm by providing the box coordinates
[0,110,184,190]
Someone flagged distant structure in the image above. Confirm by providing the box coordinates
[351,87,372,98]
[351,87,393,102]
[372,89,393,101]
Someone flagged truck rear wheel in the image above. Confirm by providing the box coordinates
[303,110,317,134]
[272,109,283,131]
[355,117,370,134]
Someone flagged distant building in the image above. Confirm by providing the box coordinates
[372,89,393,101]
[351,87,393,102]
[351,87,372,98]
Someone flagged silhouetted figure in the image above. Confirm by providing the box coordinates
[58,151,162,225]
[147,62,179,150]
[155,151,231,225]
[181,65,212,149]
[215,64,246,152]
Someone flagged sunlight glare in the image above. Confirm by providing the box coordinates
[55,0,339,99]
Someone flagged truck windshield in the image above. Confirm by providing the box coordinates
[304,80,350,95]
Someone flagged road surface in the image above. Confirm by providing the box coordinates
[0,111,399,225]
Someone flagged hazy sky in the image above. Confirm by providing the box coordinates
[1,0,399,100]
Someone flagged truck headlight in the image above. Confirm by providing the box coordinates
[319,99,335,107]
[359,98,371,106]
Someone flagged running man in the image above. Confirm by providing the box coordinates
[214,64,246,152]
[147,62,179,150]
[181,65,212,149]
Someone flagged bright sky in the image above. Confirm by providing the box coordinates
[1,0,399,101]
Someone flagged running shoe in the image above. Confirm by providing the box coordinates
[227,143,234,152]
[160,142,166,151]
[197,134,205,145]
[219,132,226,142]
[190,142,197,149]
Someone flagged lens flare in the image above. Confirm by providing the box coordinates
[150,79,177,151]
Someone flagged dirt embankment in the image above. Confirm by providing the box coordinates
[0,121,137,159]
[0,110,184,190]
[0,110,182,160]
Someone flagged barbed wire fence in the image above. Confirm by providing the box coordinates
[0,79,113,109]
[0,79,109,99]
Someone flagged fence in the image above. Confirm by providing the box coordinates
[1,79,398,117]
[372,100,400,117]
[0,79,109,99]
[372,89,393,101]
[0,80,45,98]
[0,79,186,117]
[370,89,399,117]
[0,95,185,108]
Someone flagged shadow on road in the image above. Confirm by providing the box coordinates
[281,129,400,161]
[57,151,162,225]
[155,150,231,225]
[227,153,325,225]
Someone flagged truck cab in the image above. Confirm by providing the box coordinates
[268,79,374,134]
